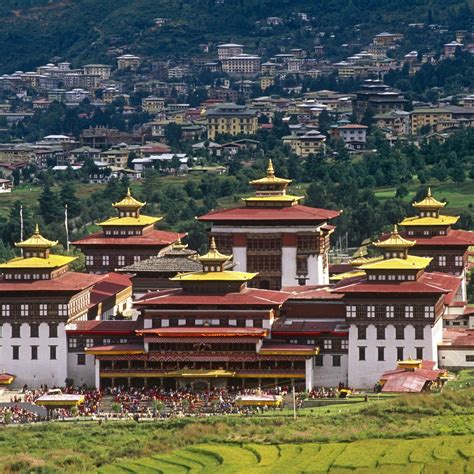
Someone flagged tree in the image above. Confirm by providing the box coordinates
[39,185,63,224]
[60,182,81,218]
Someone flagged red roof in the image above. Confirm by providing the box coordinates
[135,287,290,307]
[380,229,474,247]
[137,327,268,338]
[198,205,341,223]
[440,329,474,348]
[282,285,343,300]
[85,344,144,353]
[0,272,103,293]
[380,360,444,392]
[90,272,132,306]
[332,271,460,298]
[66,320,140,335]
[72,230,184,247]
[338,124,368,129]
[272,319,348,336]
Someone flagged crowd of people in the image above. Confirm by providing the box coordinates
[307,387,339,399]
[1,385,292,424]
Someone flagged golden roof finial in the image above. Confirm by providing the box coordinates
[412,187,445,210]
[198,237,232,265]
[112,188,145,209]
[172,237,188,251]
[267,159,275,178]
[15,225,58,250]
[374,225,415,250]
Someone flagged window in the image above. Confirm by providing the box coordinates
[386,306,394,318]
[323,339,332,350]
[2,304,10,317]
[346,305,356,318]
[357,325,367,340]
[20,304,29,317]
[376,325,385,340]
[455,256,463,267]
[405,306,414,318]
[415,326,424,339]
[69,338,77,349]
[39,304,48,317]
[49,345,57,360]
[58,304,68,317]
[31,345,38,360]
[377,346,385,361]
[133,255,140,264]
[86,255,93,266]
[332,355,341,367]
[11,323,21,338]
[397,347,404,360]
[465,355,474,362]
[77,354,86,365]
[358,346,366,361]
[415,347,423,359]
[30,323,39,338]
[85,338,94,348]
[367,306,375,318]
[12,345,19,360]
[438,255,446,267]
[118,255,125,266]
[341,340,349,350]
[424,306,435,318]
[395,325,405,340]
[49,323,58,338]
[314,355,324,366]
[102,255,109,266]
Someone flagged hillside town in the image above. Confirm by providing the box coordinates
[0,7,473,425]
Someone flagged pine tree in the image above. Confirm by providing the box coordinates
[60,182,81,218]
[39,185,63,224]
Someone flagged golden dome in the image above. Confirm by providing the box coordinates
[412,187,446,210]
[198,237,232,264]
[112,188,145,209]
[374,225,415,250]
[15,224,58,249]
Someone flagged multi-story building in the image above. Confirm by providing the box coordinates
[142,96,166,114]
[82,240,318,390]
[217,43,244,60]
[83,64,112,80]
[353,80,407,120]
[221,54,261,77]
[206,103,258,139]
[332,124,368,151]
[0,226,104,387]
[444,41,463,58]
[199,161,340,289]
[282,130,326,157]
[397,189,474,299]
[374,110,411,136]
[373,32,404,46]
[333,227,462,388]
[117,54,141,71]
[72,189,183,273]
[410,108,453,134]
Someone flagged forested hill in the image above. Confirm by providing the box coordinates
[0,0,472,73]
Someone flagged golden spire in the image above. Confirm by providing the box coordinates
[198,237,232,265]
[172,237,188,251]
[267,159,275,178]
[412,187,446,210]
[374,225,415,250]
[112,188,145,209]
[15,224,58,249]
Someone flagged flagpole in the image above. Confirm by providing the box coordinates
[20,205,24,256]
[65,204,70,252]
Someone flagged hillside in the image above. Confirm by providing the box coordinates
[0,0,472,73]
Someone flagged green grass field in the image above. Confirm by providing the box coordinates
[101,435,474,473]
[374,181,474,213]
[1,376,473,473]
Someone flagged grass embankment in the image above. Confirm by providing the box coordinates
[1,384,473,473]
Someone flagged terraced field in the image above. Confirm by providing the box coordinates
[100,435,474,473]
